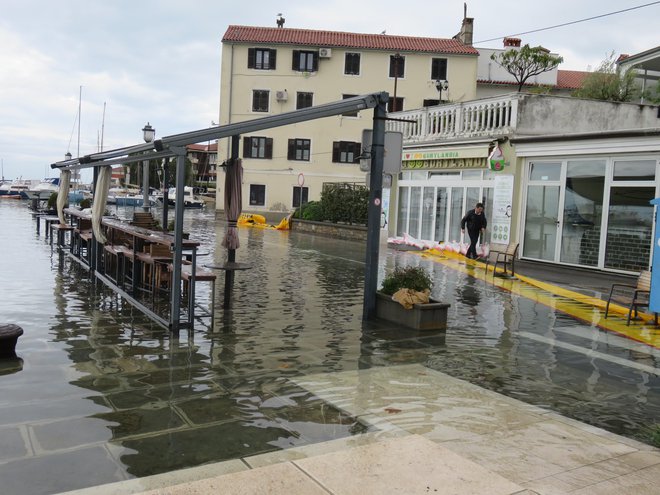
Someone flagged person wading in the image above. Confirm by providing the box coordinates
[461,202,487,260]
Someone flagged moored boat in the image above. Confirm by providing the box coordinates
[22,177,60,201]
[167,186,205,208]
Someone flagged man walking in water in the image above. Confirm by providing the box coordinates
[461,202,487,260]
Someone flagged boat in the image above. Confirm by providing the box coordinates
[0,179,38,199]
[22,177,60,201]
[107,187,155,207]
[167,186,205,208]
[68,189,93,204]
[0,180,12,197]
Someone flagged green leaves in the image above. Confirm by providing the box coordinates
[491,44,563,92]
[380,266,433,296]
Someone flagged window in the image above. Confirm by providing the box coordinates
[423,99,440,107]
[249,184,265,206]
[344,52,360,75]
[292,186,309,207]
[332,141,361,163]
[387,97,404,113]
[342,94,359,117]
[613,160,656,181]
[288,139,311,161]
[247,48,277,70]
[243,136,273,159]
[431,58,447,80]
[252,90,269,112]
[389,54,405,78]
[292,50,318,72]
[296,92,313,109]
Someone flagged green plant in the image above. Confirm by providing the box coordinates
[302,201,323,221]
[47,192,58,210]
[79,198,92,209]
[380,266,433,296]
[648,425,660,447]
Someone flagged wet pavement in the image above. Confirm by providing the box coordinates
[0,201,658,495]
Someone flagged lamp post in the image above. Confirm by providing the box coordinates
[435,79,449,104]
[392,53,403,112]
[65,152,72,161]
[142,122,155,211]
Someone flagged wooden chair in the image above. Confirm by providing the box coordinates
[485,242,519,278]
[136,244,172,294]
[605,270,658,325]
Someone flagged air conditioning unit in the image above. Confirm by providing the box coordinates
[319,48,332,58]
[275,90,288,101]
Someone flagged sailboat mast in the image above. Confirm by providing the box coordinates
[100,101,106,152]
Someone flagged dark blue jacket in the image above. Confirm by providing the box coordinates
[461,209,487,233]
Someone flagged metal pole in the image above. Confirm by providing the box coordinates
[142,158,149,211]
[363,93,388,320]
[162,158,169,232]
[223,135,240,310]
[170,149,186,331]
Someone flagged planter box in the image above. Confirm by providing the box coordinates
[375,292,450,331]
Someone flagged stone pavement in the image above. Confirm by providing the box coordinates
[56,256,660,495]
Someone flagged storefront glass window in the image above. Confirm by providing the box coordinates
[449,187,464,242]
[523,185,560,261]
[604,187,654,271]
[434,188,448,241]
[409,187,422,238]
[421,187,435,240]
[530,162,561,181]
[560,160,605,266]
[396,187,409,236]
[462,170,482,180]
[613,160,656,181]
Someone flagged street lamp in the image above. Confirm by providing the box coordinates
[142,122,155,211]
[65,152,72,161]
[435,79,449,104]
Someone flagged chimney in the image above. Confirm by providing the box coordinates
[457,17,474,46]
[503,37,521,48]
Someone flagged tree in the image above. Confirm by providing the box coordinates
[491,44,563,92]
[572,52,638,102]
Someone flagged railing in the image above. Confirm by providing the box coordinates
[387,94,520,143]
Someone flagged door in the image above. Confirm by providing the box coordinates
[523,162,562,261]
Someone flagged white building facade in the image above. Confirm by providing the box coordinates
[217,24,479,214]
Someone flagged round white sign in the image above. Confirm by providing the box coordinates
[298,173,305,186]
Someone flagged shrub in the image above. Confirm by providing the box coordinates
[47,192,58,210]
[380,266,433,296]
[79,198,92,209]
[302,201,323,221]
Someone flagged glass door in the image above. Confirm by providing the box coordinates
[523,162,562,261]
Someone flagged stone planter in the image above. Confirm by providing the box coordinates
[375,292,450,331]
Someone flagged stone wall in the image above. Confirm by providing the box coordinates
[291,219,367,242]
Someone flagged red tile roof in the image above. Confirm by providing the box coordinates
[556,70,589,89]
[222,25,479,55]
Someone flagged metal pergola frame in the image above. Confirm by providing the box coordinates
[51,92,389,331]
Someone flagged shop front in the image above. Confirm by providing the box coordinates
[515,133,660,273]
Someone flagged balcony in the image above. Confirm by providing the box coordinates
[387,94,520,143]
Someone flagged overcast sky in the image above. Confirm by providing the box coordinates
[0,0,658,182]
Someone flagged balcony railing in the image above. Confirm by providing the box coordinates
[386,94,520,143]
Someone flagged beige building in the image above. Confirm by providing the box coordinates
[216,23,479,214]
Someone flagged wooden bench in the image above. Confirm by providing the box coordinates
[605,270,658,325]
[484,242,519,278]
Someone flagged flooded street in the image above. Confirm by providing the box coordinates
[0,200,658,495]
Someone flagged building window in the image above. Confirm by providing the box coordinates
[296,92,313,109]
[389,54,405,78]
[249,184,266,206]
[288,139,311,161]
[292,186,309,207]
[332,141,361,163]
[342,94,359,117]
[252,90,269,112]
[248,48,277,70]
[243,136,273,159]
[431,58,447,80]
[344,52,360,75]
[292,50,318,72]
[387,97,404,113]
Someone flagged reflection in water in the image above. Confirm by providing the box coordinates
[0,202,658,494]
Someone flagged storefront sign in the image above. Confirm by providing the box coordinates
[491,175,514,244]
[488,145,506,171]
[402,145,489,162]
[403,157,487,170]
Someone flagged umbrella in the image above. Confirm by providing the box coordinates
[221,158,243,250]
[92,166,112,243]
[56,170,71,224]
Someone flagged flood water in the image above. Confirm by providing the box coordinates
[0,200,659,494]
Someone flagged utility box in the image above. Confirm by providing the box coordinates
[649,198,660,313]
